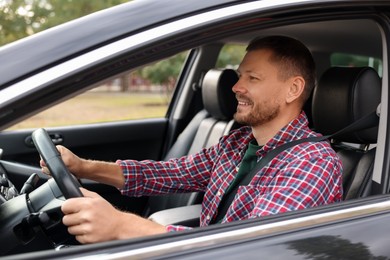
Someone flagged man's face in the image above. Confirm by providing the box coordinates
[232,49,288,127]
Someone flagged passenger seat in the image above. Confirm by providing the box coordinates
[143,68,238,216]
[312,66,381,200]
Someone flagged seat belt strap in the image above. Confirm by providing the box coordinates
[211,110,379,224]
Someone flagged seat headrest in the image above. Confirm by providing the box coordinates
[312,67,381,144]
[202,69,238,120]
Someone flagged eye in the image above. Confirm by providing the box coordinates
[249,75,259,81]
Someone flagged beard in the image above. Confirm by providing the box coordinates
[234,95,280,127]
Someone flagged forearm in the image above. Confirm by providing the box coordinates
[79,159,125,189]
[115,211,167,239]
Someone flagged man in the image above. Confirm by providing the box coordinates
[41,36,343,244]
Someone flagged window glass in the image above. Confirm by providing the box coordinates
[216,44,246,69]
[331,53,383,77]
[9,51,188,130]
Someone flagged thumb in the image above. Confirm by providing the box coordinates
[79,187,101,198]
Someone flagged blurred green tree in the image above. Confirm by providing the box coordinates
[0,0,128,46]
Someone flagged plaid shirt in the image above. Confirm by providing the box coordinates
[118,111,343,231]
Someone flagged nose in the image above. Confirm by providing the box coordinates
[232,78,246,94]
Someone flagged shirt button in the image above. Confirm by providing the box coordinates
[217,191,221,196]
[236,166,239,172]
[206,215,210,220]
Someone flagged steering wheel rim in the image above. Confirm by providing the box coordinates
[32,128,83,199]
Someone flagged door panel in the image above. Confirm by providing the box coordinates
[0,118,168,214]
[0,118,168,212]
[0,118,168,166]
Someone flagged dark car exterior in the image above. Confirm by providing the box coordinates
[1,0,390,259]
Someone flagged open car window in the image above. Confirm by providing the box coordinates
[7,52,189,130]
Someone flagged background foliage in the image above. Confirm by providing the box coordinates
[0,0,128,46]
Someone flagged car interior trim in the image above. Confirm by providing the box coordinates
[373,24,389,185]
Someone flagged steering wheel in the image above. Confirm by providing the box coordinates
[32,128,83,198]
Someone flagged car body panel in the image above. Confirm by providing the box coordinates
[9,196,390,259]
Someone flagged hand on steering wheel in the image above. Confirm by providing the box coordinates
[32,128,83,199]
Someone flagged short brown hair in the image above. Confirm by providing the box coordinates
[246,35,316,105]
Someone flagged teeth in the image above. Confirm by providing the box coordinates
[236,95,251,106]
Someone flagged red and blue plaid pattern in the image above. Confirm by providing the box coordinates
[118,111,343,231]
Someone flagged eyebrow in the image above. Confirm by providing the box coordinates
[236,68,252,75]
[237,68,265,78]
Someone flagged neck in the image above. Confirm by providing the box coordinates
[252,110,301,146]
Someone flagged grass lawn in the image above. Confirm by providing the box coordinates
[9,91,169,130]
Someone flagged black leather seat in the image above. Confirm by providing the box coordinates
[148,66,381,226]
[143,68,238,216]
[312,66,381,200]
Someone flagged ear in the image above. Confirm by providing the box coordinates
[286,76,305,104]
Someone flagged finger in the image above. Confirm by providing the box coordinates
[56,145,72,159]
[74,233,88,244]
[61,197,85,214]
[74,233,95,244]
[40,158,50,175]
[62,199,91,230]
[41,166,51,176]
[56,145,65,152]
[67,222,89,234]
[62,211,83,227]
[79,188,101,198]
[39,158,46,167]
[67,223,95,244]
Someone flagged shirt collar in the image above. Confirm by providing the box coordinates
[257,111,310,156]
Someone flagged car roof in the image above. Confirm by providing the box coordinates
[0,0,238,88]
[0,0,386,89]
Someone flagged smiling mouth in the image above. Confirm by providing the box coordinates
[237,98,253,107]
[236,94,252,109]
[238,101,250,106]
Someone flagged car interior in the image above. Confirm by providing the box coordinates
[147,18,384,225]
[144,68,238,218]
[149,66,382,226]
[0,11,387,256]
